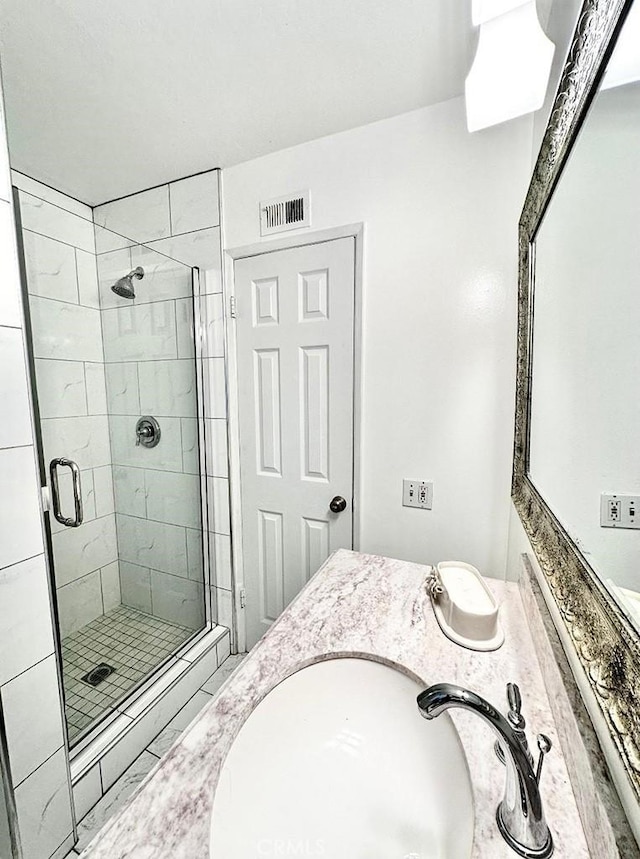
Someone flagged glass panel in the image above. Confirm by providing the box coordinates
[16,203,207,744]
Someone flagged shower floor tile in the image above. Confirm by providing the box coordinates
[62,605,193,742]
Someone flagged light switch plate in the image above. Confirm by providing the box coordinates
[403,480,433,509]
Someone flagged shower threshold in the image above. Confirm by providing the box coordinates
[61,605,194,742]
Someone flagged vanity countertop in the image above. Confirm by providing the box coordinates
[83,549,590,858]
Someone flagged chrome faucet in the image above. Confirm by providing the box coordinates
[417,683,553,858]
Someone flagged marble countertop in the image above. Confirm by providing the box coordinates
[83,550,590,858]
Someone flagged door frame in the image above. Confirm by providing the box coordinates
[223,223,364,654]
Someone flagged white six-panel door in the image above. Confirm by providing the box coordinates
[235,238,355,647]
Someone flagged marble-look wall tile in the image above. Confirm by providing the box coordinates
[216,630,231,663]
[0,110,8,200]
[129,245,192,303]
[215,587,233,630]
[203,293,224,358]
[0,327,33,447]
[138,359,197,418]
[203,251,223,296]
[105,362,140,415]
[41,414,111,470]
[186,528,205,582]
[94,224,136,255]
[146,227,221,270]
[72,764,102,821]
[76,248,100,308]
[0,203,24,327]
[169,172,220,235]
[30,296,103,361]
[208,476,230,536]
[95,246,134,310]
[120,561,152,613]
[1,654,65,785]
[110,415,183,471]
[180,418,199,474]
[57,569,104,636]
[34,358,87,418]
[0,446,44,570]
[0,555,55,686]
[116,513,188,577]
[204,357,227,419]
[18,191,95,253]
[85,362,108,414]
[176,297,195,359]
[101,560,121,612]
[94,186,171,245]
[14,748,73,859]
[22,230,78,304]
[212,533,232,590]
[102,301,177,363]
[145,469,202,530]
[52,514,117,587]
[151,570,205,629]
[76,752,159,852]
[11,170,92,221]
[206,418,228,478]
[93,465,115,517]
[147,689,214,757]
[113,465,147,518]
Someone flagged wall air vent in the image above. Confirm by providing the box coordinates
[260,191,310,236]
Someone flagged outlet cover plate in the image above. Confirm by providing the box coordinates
[600,493,640,529]
[403,480,433,510]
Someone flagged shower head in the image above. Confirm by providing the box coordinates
[111,266,144,300]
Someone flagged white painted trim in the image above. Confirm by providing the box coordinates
[223,222,365,653]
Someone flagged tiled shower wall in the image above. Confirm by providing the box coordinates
[94,171,232,629]
[0,96,75,858]
[95,239,206,630]
[12,172,120,638]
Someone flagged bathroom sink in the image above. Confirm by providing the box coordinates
[210,657,474,858]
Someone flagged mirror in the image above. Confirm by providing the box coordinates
[529,3,640,631]
[513,0,640,814]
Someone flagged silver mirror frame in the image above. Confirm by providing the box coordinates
[513,0,640,804]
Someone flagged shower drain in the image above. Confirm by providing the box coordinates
[81,663,116,687]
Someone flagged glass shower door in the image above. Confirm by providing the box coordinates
[16,196,208,744]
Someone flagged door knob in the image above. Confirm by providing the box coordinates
[329,496,347,513]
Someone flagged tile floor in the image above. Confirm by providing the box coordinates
[64,653,246,857]
[62,605,195,741]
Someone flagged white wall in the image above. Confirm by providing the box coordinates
[0,90,74,858]
[223,97,533,576]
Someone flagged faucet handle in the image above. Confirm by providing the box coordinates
[495,682,533,766]
[506,682,525,729]
[535,734,552,784]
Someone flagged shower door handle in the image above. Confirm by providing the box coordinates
[49,457,84,528]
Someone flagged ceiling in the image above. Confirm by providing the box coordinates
[0,0,478,205]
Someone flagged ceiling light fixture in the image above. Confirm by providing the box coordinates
[465,0,555,132]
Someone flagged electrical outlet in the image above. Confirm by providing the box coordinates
[600,493,640,529]
[403,479,433,510]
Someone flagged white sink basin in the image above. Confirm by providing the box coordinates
[210,657,474,858]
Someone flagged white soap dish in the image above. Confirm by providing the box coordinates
[427,561,504,651]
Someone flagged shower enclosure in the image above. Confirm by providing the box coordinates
[14,190,211,744]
